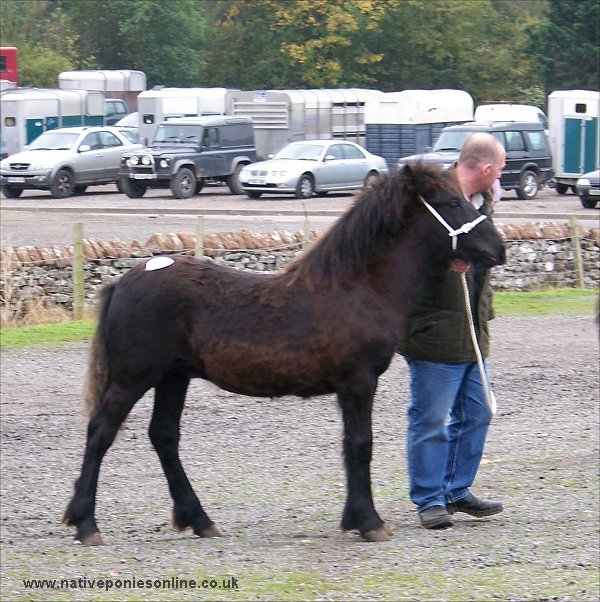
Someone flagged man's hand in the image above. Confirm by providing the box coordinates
[450,258,471,273]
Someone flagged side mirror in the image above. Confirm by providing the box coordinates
[79,144,91,153]
[424,146,432,153]
[324,154,336,162]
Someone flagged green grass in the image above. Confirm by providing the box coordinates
[493,288,598,316]
[0,289,597,349]
[0,319,97,349]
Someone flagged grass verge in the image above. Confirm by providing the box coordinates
[0,289,597,349]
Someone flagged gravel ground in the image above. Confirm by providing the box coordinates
[1,315,599,601]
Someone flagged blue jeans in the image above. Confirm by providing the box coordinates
[405,358,493,513]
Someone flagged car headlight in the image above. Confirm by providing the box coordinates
[159,159,170,169]
[141,155,152,166]
[577,178,590,186]
[129,156,139,166]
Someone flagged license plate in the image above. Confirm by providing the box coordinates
[248,178,266,185]
[132,174,154,180]
[589,188,600,195]
[7,177,25,183]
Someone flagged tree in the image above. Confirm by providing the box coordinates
[527,0,600,96]
[57,0,207,87]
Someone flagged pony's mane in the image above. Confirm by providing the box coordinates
[284,164,456,289]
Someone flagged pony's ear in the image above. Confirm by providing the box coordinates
[401,162,423,199]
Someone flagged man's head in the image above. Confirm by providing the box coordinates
[456,133,506,198]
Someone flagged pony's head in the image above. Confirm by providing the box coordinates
[401,163,506,268]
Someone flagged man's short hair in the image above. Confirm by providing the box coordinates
[459,133,504,169]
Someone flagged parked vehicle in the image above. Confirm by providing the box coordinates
[575,169,600,208]
[238,139,388,199]
[0,47,18,86]
[0,88,106,156]
[228,89,383,160]
[547,90,599,194]
[58,69,146,114]
[105,99,129,125]
[398,121,553,200]
[365,89,473,168]
[0,126,142,198]
[474,103,548,131]
[137,87,232,144]
[118,116,256,198]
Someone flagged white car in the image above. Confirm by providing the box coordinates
[239,140,389,199]
[0,126,142,199]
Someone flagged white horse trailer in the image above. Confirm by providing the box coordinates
[547,90,599,192]
[475,103,548,131]
[58,70,146,113]
[1,88,105,156]
[227,89,383,159]
[364,89,474,167]
[136,87,233,143]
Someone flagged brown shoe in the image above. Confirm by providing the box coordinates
[447,492,503,518]
[419,505,453,529]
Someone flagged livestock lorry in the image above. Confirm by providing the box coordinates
[547,90,599,193]
[0,88,105,156]
[227,88,383,159]
[364,89,474,167]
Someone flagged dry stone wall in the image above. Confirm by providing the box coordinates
[1,224,598,315]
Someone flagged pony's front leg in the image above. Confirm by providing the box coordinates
[338,379,391,542]
[149,371,222,538]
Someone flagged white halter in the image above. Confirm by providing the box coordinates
[419,196,488,251]
[419,195,497,416]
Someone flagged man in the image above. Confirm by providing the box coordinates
[397,133,506,529]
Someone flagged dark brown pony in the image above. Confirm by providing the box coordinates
[64,164,505,544]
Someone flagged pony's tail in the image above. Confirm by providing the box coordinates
[84,283,116,417]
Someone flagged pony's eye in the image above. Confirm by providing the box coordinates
[449,200,460,208]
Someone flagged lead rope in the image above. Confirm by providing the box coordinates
[420,197,497,416]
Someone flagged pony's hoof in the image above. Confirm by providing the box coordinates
[362,527,391,542]
[199,524,223,538]
[78,531,105,546]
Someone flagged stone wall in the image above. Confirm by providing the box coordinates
[1,224,598,316]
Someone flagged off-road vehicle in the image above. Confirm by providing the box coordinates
[118,116,255,198]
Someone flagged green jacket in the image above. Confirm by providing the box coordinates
[396,190,495,363]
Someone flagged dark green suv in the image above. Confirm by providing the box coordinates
[398,121,553,200]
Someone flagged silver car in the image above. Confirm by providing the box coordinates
[0,126,142,199]
[239,140,389,199]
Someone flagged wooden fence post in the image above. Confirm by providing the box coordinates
[72,222,84,320]
[570,216,584,288]
[195,215,205,258]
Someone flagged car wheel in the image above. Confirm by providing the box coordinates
[73,185,88,195]
[580,197,598,209]
[516,170,539,200]
[50,169,74,199]
[555,183,569,195]
[119,176,147,198]
[1,185,23,198]
[226,163,245,195]
[364,170,381,189]
[246,191,262,198]
[295,174,315,199]
[170,167,196,199]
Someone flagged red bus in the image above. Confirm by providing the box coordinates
[0,47,18,85]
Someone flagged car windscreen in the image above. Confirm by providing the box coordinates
[274,144,324,160]
[153,124,202,144]
[28,132,79,150]
[431,131,473,152]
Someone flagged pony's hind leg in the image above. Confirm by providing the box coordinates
[63,383,142,545]
[149,370,222,538]
[338,378,391,542]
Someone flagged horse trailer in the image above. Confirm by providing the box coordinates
[474,103,549,131]
[0,88,105,156]
[364,89,474,167]
[59,70,147,114]
[136,87,233,144]
[547,90,599,192]
[227,89,383,159]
